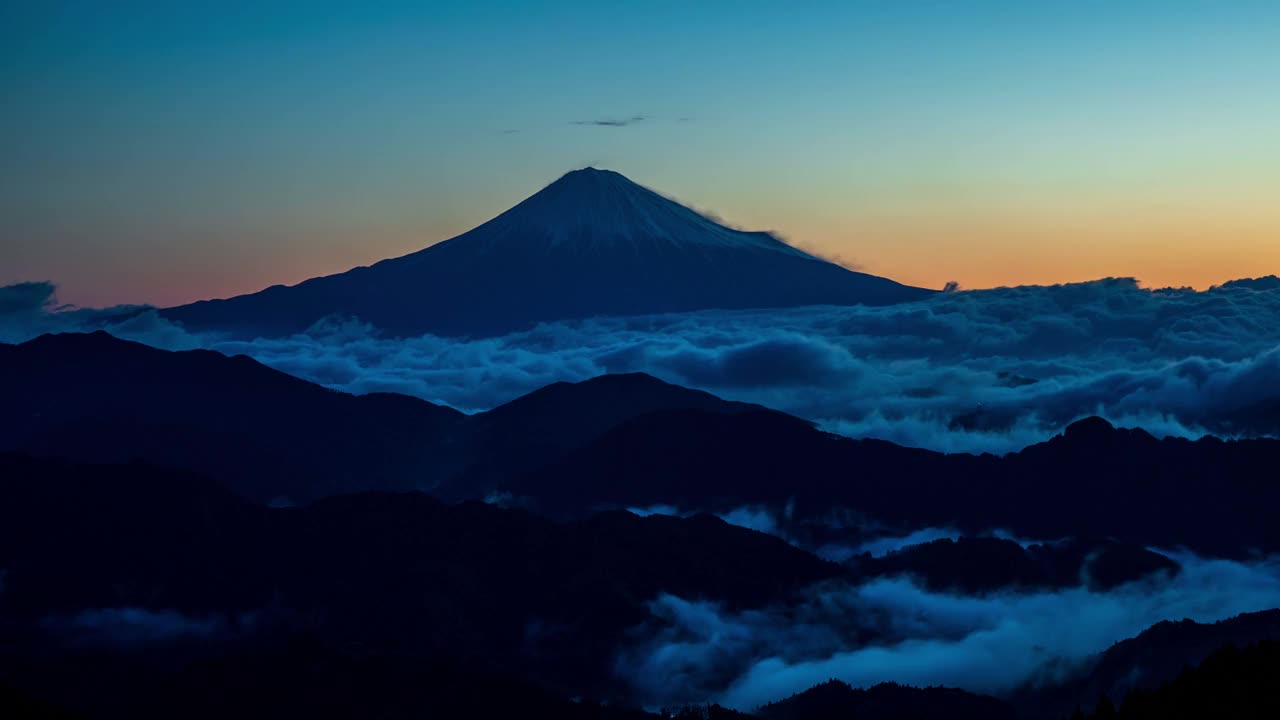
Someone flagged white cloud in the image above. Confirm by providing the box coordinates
[6,276,1280,452]
[615,551,1280,710]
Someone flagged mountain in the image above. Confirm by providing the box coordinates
[0,332,764,505]
[0,331,465,503]
[9,331,1280,555]
[758,680,1016,720]
[160,168,933,338]
[0,452,843,712]
[508,410,1280,555]
[436,372,789,500]
[1017,610,1280,719]
[1062,610,1280,713]
[1074,640,1280,720]
[845,536,1180,594]
[5,453,1278,720]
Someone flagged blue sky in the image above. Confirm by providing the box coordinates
[4,1,1279,306]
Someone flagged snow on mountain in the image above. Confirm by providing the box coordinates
[415,167,810,258]
[163,168,934,337]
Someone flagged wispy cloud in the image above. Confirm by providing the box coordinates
[572,114,647,127]
[616,551,1280,709]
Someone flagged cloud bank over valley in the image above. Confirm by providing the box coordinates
[5,276,1280,453]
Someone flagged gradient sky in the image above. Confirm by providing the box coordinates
[3,1,1279,308]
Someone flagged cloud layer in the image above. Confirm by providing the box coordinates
[6,280,1280,710]
[5,276,1280,452]
[615,550,1280,710]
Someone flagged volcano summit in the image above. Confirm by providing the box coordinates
[163,168,934,338]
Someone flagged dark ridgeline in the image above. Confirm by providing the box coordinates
[440,370,787,496]
[1018,609,1280,719]
[0,452,840,716]
[159,168,933,338]
[0,331,465,503]
[0,332,770,505]
[512,407,1280,556]
[845,536,1180,593]
[758,680,1017,720]
[6,331,1280,555]
[1070,640,1280,720]
[4,331,1280,717]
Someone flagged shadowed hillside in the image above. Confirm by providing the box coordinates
[0,452,842,710]
[1073,640,1280,720]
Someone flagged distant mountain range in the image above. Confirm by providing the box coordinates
[160,168,933,337]
[510,409,1280,556]
[5,331,1280,556]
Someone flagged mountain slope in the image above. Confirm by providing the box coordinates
[846,536,1180,594]
[0,331,465,503]
[438,372,788,499]
[0,332,773,504]
[759,680,1016,720]
[509,410,1280,555]
[9,332,1280,555]
[1016,610,1280,719]
[161,168,933,338]
[1070,610,1280,710]
[1077,640,1280,720]
[0,452,843,707]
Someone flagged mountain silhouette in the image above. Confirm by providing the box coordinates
[8,332,1280,555]
[160,168,933,337]
[846,536,1180,594]
[3,450,1276,719]
[0,333,761,505]
[510,410,1280,555]
[1017,609,1280,718]
[758,680,1016,720]
[1072,640,1280,720]
[0,331,464,503]
[0,452,842,711]
[1072,610,1280,709]
[439,371,790,499]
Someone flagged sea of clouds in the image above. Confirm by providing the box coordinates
[615,549,1280,710]
[5,276,1280,453]
[8,278,1280,709]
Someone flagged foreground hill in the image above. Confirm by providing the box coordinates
[160,168,932,338]
[0,452,841,710]
[1022,609,1280,718]
[1074,640,1280,720]
[759,680,1016,720]
[1,454,1276,718]
[0,453,1055,720]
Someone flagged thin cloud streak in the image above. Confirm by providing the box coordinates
[571,114,648,127]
